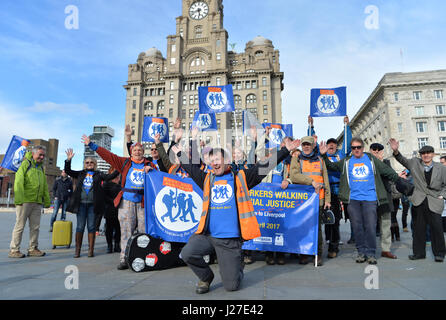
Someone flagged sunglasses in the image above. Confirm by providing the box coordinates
[351,146,363,150]
[302,143,312,146]
[85,161,95,164]
[151,149,157,151]
[371,148,382,152]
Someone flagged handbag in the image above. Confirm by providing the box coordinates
[321,209,335,225]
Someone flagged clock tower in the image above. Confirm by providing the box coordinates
[123,0,284,156]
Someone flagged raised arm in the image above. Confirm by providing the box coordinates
[389,138,410,169]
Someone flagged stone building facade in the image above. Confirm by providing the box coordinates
[339,69,446,169]
[123,0,283,155]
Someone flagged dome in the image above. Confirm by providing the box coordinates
[145,47,163,58]
[246,36,273,48]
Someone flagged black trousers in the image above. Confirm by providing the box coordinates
[402,200,410,229]
[391,199,400,225]
[325,194,342,253]
[412,199,446,258]
[105,214,121,246]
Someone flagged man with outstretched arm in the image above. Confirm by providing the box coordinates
[175,137,300,294]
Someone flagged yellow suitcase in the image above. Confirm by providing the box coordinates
[52,220,72,249]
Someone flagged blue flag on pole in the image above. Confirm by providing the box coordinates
[142,117,169,143]
[262,123,293,147]
[310,86,347,117]
[144,170,203,243]
[242,183,320,255]
[0,135,30,172]
[198,85,235,114]
[191,112,217,131]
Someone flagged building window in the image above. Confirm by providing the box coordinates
[418,138,428,149]
[397,123,403,133]
[252,81,257,89]
[189,95,194,105]
[216,77,221,86]
[263,106,268,115]
[131,113,136,122]
[171,44,176,53]
[263,90,267,101]
[157,100,165,110]
[182,95,187,106]
[189,109,194,118]
[246,94,257,104]
[438,121,446,132]
[255,51,263,57]
[435,105,445,115]
[245,81,251,89]
[144,101,153,111]
[262,77,267,86]
[394,92,399,101]
[194,94,198,104]
[413,91,422,100]
[263,119,268,123]
[416,122,426,133]
[181,109,186,118]
[236,82,242,90]
[434,90,444,99]
[133,88,138,96]
[171,58,176,65]
[179,28,183,37]
[415,106,424,116]
[169,94,174,105]
[216,53,221,61]
[169,108,173,117]
[396,107,401,116]
[170,81,174,90]
[216,39,220,47]
[440,137,446,149]
[234,95,241,105]
[132,100,136,109]
[217,119,221,130]
[195,25,202,38]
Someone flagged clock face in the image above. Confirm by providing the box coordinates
[189,1,209,20]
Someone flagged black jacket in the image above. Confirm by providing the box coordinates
[64,160,118,215]
[103,180,121,218]
[52,177,73,201]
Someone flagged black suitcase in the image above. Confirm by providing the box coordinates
[124,233,188,272]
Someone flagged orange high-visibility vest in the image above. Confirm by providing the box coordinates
[300,157,325,200]
[168,164,180,175]
[197,170,261,241]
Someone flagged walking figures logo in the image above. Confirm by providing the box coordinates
[352,163,369,179]
[11,140,29,170]
[270,125,286,146]
[154,177,202,233]
[198,114,212,130]
[206,87,228,112]
[316,89,340,115]
[129,168,144,187]
[211,180,234,206]
[148,118,168,140]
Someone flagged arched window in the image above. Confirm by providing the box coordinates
[234,95,242,106]
[255,51,263,57]
[189,55,206,75]
[144,101,153,111]
[157,100,165,110]
[246,94,257,104]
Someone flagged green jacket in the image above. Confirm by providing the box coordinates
[14,152,51,207]
[322,152,399,205]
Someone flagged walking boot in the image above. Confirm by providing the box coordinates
[88,232,95,257]
[106,242,113,254]
[114,241,121,253]
[395,226,400,241]
[74,232,83,258]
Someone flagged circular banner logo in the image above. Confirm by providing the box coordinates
[270,128,286,145]
[148,121,167,140]
[198,114,212,129]
[211,182,234,205]
[316,94,340,114]
[352,163,369,179]
[206,91,228,111]
[154,186,202,232]
[129,168,144,186]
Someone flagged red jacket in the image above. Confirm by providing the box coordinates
[95,147,155,208]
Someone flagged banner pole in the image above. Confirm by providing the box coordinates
[344,123,347,155]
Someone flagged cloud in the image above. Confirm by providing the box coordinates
[25,101,93,114]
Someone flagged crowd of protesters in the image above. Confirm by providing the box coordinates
[5,115,446,294]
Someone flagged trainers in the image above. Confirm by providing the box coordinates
[117,261,129,270]
[327,251,337,259]
[367,256,377,265]
[434,256,444,263]
[356,254,366,263]
[244,255,254,265]
[196,274,214,294]
[27,248,46,257]
[403,227,409,233]
[8,251,25,258]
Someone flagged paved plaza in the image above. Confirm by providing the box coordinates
[0,208,445,300]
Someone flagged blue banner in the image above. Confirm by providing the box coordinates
[262,123,293,147]
[145,170,203,243]
[0,135,30,172]
[242,183,319,255]
[191,112,217,131]
[198,85,235,114]
[142,117,169,143]
[310,86,347,117]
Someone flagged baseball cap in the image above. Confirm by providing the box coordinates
[370,143,384,151]
[301,136,314,145]
[419,145,434,154]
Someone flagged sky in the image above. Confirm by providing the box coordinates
[1,0,446,170]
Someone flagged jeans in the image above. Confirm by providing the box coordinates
[347,200,378,257]
[50,198,67,228]
[76,203,96,233]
